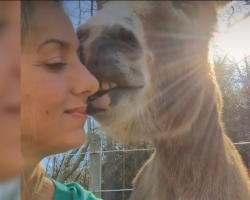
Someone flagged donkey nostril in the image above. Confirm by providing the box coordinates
[119,28,134,43]
[110,24,139,49]
[118,27,139,49]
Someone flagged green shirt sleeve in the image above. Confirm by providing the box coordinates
[52,179,102,200]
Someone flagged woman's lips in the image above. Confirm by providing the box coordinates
[70,112,87,118]
[65,105,88,119]
[3,105,20,118]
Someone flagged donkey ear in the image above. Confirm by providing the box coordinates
[96,0,109,10]
[214,1,234,13]
[215,1,234,9]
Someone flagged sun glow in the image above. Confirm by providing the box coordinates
[215,16,250,61]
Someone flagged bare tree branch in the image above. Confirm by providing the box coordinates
[78,0,82,26]
[56,142,90,183]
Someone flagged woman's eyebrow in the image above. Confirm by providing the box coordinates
[37,39,70,52]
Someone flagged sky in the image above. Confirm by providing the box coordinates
[63,1,96,29]
[215,1,250,61]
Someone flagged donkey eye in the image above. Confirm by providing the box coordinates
[172,1,199,19]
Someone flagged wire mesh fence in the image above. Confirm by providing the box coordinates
[86,140,250,195]
[43,134,250,200]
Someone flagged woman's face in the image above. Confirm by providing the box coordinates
[21,2,98,159]
[0,1,20,180]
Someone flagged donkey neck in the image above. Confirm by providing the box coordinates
[153,86,228,189]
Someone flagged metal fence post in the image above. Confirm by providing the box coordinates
[89,134,102,198]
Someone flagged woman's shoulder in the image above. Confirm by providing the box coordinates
[51,179,102,200]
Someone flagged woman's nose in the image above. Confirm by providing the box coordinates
[70,60,99,97]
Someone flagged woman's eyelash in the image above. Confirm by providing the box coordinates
[44,62,67,72]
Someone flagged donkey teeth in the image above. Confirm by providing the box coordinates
[100,82,117,91]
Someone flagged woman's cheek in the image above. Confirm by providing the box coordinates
[38,72,68,113]
[21,69,68,137]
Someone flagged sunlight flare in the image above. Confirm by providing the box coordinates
[216,16,250,61]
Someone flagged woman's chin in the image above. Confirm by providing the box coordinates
[0,161,20,182]
[56,129,87,154]
[69,128,87,148]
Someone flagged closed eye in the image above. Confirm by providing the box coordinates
[44,62,67,72]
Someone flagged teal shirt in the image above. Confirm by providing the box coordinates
[52,180,102,200]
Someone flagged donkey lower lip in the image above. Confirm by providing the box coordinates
[86,104,107,115]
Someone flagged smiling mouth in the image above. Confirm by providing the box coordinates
[65,106,87,119]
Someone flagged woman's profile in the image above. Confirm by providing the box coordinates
[0,1,20,182]
[0,1,20,199]
[21,1,103,200]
